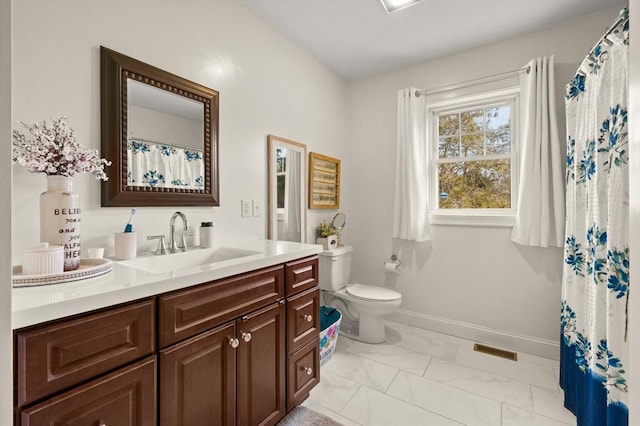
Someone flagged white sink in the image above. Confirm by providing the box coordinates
[120,246,262,274]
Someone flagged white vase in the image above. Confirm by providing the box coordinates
[40,176,81,271]
[316,235,338,250]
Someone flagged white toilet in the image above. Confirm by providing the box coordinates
[318,246,401,344]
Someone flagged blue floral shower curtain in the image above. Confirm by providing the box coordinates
[127,139,204,189]
[561,9,629,426]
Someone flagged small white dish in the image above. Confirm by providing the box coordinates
[12,258,113,287]
[22,243,64,275]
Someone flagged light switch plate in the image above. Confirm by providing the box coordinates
[252,199,261,217]
[241,199,251,218]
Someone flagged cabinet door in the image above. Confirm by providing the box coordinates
[20,357,156,426]
[160,322,236,426]
[237,303,286,426]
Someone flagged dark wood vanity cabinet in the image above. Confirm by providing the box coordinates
[159,303,286,426]
[14,299,157,425]
[15,299,155,407]
[14,255,319,426]
[284,259,320,411]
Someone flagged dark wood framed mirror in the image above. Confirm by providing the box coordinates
[100,46,219,206]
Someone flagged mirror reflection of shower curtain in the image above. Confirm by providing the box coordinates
[283,150,301,237]
[127,139,204,189]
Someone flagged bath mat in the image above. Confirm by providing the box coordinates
[277,406,344,426]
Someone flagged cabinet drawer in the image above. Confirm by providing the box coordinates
[20,356,156,426]
[286,288,320,354]
[287,337,320,410]
[16,299,155,407]
[159,265,284,347]
[285,256,318,295]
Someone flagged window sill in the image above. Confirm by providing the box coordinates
[429,212,515,227]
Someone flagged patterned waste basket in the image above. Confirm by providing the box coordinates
[319,306,341,366]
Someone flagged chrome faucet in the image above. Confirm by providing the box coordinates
[169,211,191,253]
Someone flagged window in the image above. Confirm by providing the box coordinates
[428,88,519,225]
[276,147,286,213]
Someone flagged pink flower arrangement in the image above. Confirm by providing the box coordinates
[12,117,111,180]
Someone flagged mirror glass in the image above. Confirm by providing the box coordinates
[100,46,219,207]
[331,212,346,246]
[331,212,346,231]
[127,79,205,190]
[268,135,307,242]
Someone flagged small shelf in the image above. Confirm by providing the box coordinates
[309,152,340,209]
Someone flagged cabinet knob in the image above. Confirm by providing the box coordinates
[98,421,107,426]
[304,366,313,376]
[229,337,240,348]
[241,332,252,342]
[303,314,313,323]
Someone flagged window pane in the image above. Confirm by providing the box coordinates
[276,148,286,173]
[277,175,285,208]
[461,110,484,133]
[485,105,510,131]
[438,136,459,158]
[486,129,511,154]
[438,159,511,209]
[438,114,459,136]
[461,133,483,157]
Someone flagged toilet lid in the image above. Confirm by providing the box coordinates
[346,283,401,301]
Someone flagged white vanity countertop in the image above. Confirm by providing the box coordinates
[12,240,323,330]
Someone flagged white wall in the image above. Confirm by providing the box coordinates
[0,0,12,424]
[11,0,348,261]
[346,7,622,357]
[129,105,203,150]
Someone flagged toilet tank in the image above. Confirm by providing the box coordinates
[318,246,353,291]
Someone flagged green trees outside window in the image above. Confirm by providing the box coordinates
[436,104,512,209]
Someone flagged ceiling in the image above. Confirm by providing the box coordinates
[242,0,627,80]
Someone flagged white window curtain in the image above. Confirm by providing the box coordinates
[511,56,565,247]
[393,87,431,242]
[283,150,301,234]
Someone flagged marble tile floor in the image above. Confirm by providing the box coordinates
[305,321,576,426]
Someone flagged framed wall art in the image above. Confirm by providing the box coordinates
[309,152,340,209]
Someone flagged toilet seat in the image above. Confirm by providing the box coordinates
[346,283,401,302]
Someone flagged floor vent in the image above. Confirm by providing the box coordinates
[473,343,518,361]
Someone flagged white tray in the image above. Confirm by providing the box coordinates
[12,258,113,287]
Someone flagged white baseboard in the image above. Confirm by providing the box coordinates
[386,309,560,360]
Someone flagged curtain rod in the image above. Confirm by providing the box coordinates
[415,65,530,98]
[129,136,203,152]
[574,9,627,78]
[585,10,626,64]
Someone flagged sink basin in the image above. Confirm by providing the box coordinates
[120,247,262,274]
